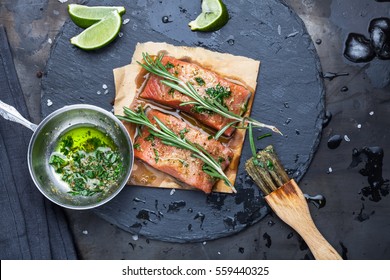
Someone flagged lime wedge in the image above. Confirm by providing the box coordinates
[189,0,229,32]
[68,4,126,28]
[70,11,121,50]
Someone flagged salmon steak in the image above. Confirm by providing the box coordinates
[139,56,252,137]
[133,109,234,193]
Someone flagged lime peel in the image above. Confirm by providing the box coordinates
[70,10,122,51]
[189,0,229,32]
[68,4,126,28]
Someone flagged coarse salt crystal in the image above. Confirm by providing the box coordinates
[48,38,52,44]
[132,234,139,241]
[369,111,374,116]
[103,89,109,95]
[328,167,333,173]
[123,18,130,25]
[218,252,221,255]
[344,135,350,142]
[203,241,207,245]
[58,0,68,3]
[97,90,101,95]
[118,32,124,38]
[82,230,88,235]
[357,124,362,129]
[102,84,108,89]
[278,25,281,36]
[170,189,175,195]
[47,99,53,107]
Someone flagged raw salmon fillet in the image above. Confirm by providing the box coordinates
[139,56,252,137]
[133,109,234,193]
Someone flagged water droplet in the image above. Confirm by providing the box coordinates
[226,35,235,46]
[167,200,186,212]
[328,135,343,149]
[263,233,272,248]
[267,220,275,227]
[340,86,349,92]
[322,111,332,128]
[304,194,327,209]
[162,16,171,23]
[315,39,322,45]
[321,72,350,81]
[287,232,294,239]
[238,247,245,254]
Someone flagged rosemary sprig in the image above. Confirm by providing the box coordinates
[137,52,282,136]
[117,107,236,193]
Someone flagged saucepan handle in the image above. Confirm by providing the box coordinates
[0,100,38,132]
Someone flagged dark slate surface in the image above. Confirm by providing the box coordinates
[40,0,324,242]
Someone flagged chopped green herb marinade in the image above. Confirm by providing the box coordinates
[192,83,232,115]
[194,77,205,86]
[49,127,123,197]
[165,62,175,69]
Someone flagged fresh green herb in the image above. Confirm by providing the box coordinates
[49,154,68,173]
[117,106,236,192]
[145,134,155,142]
[165,62,175,69]
[60,136,73,156]
[168,88,175,96]
[133,143,141,150]
[205,84,231,109]
[153,148,159,163]
[218,157,225,164]
[257,133,272,140]
[266,159,274,170]
[194,77,205,86]
[49,131,123,197]
[179,127,189,139]
[137,53,281,136]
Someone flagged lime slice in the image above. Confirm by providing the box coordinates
[68,4,126,28]
[189,0,229,32]
[70,11,121,50]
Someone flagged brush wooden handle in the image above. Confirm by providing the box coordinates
[265,179,342,260]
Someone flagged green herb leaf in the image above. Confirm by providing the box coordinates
[194,77,205,86]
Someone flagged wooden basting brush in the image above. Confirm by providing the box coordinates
[245,145,342,260]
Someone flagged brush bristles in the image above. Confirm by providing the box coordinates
[245,145,290,195]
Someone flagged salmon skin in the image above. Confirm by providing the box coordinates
[139,56,252,137]
[133,109,234,193]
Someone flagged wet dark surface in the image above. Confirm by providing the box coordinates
[39,0,324,242]
[1,0,390,259]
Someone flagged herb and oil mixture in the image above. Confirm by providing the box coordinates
[49,126,123,196]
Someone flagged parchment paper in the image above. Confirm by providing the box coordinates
[113,42,260,193]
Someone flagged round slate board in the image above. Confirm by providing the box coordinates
[41,0,324,242]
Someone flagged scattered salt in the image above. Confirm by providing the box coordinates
[118,32,124,38]
[170,189,176,195]
[132,234,139,241]
[218,252,221,255]
[58,0,68,3]
[123,18,130,25]
[47,99,53,107]
[277,25,281,36]
[344,135,350,142]
[82,230,88,235]
[357,124,362,129]
[103,89,109,95]
[97,90,101,95]
[328,167,333,173]
[48,38,52,44]
[102,84,108,89]
[369,111,374,116]
[203,241,207,245]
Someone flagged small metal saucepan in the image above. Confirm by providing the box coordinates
[0,100,133,210]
